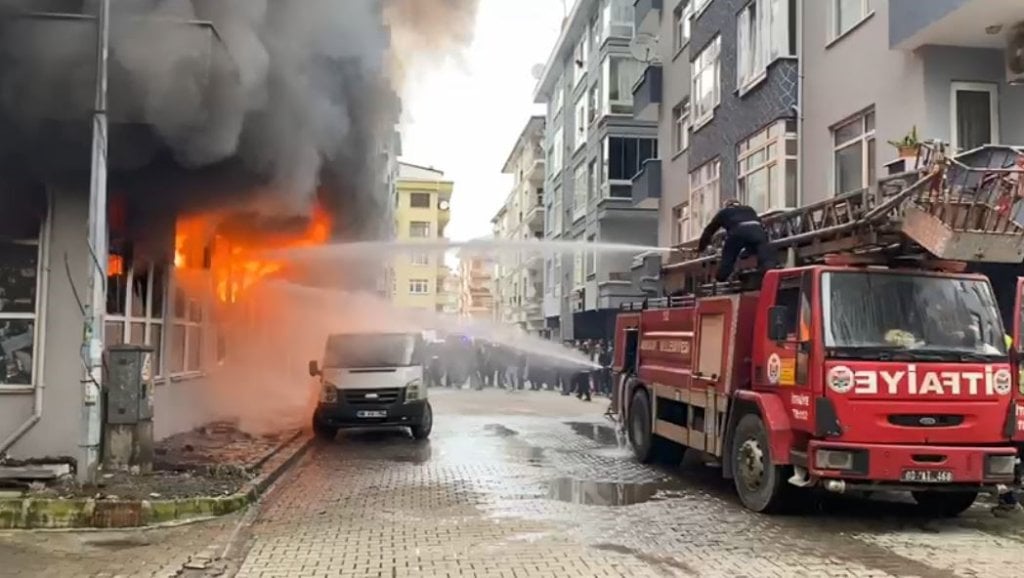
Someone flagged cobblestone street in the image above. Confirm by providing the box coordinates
[4,388,1024,577]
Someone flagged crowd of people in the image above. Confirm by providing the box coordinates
[421,337,614,401]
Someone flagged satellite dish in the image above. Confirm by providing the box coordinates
[629,33,661,64]
[530,63,545,80]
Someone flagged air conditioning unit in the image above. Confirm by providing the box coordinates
[1007,22,1024,85]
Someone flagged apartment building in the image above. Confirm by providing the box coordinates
[634,0,1023,288]
[493,116,547,334]
[803,0,1024,203]
[392,162,454,312]
[458,256,497,321]
[534,0,660,341]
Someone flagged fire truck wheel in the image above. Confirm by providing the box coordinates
[313,418,338,441]
[732,413,792,513]
[911,490,978,517]
[628,389,656,463]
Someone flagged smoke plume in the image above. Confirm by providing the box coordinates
[0,0,479,235]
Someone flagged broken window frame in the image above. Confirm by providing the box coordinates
[0,192,48,389]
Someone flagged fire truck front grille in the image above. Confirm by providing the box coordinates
[888,414,964,428]
[343,388,403,405]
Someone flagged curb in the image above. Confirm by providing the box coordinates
[0,432,313,530]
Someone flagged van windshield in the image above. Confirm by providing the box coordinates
[822,272,1006,360]
[323,334,417,368]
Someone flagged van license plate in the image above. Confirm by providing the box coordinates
[901,469,953,483]
[356,410,387,418]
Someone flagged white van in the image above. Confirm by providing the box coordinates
[309,332,432,441]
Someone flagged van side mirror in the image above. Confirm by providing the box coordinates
[308,360,320,377]
[767,306,788,342]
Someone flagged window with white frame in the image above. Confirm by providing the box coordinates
[951,82,1000,152]
[604,136,658,197]
[600,0,635,42]
[551,130,564,175]
[409,253,430,266]
[832,109,876,196]
[167,283,206,376]
[0,191,46,387]
[689,159,721,237]
[408,279,430,295]
[588,159,599,201]
[409,221,431,238]
[573,250,585,287]
[737,120,799,213]
[551,78,564,118]
[737,0,794,93]
[603,56,644,115]
[551,185,563,235]
[574,93,588,151]
[586,234,597,279]
[672,98,690,155]
[693,0,713,17]
[573,162,588,221]
[409,192,431,208]
[673,1,692,55]
[573,36,588,88]
[692,35,721,127]
[587,83,600,125]
[106,257,168,378]
[672,203,690,245]
[831,0,871,40]
[553,258,562,298]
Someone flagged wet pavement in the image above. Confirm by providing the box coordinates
[3,388,1023,577]
[233,389,1024,578]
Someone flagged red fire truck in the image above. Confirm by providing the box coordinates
[613,144,1024,515]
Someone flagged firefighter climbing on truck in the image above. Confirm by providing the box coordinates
[697,199,779,282]
[613,143,1024,516]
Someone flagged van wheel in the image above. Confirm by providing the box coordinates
[732,413,793,513]
[411,402,433,441]
[312,417,338,441]
[912,491,977,517]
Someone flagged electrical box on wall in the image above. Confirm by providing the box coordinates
[105,345,155,424]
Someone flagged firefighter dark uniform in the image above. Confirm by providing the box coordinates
[697,200,779,282]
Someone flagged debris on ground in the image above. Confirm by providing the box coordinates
[2,421,299,500]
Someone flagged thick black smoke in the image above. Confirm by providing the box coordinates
[0,0,478,240]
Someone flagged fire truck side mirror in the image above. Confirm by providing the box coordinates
[308,360,321,377]
[768,306,788,342]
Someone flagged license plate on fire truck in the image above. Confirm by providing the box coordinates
[356,410,387,418]
[901,469,953,483]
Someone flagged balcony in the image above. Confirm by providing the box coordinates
[634,0,663,36]
[631,159,661,209]
[890,0,1024,50]
[631,65,662,122]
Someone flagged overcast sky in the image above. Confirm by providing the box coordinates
[399,0,565,242]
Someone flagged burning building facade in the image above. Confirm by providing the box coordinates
[0,0,419,480]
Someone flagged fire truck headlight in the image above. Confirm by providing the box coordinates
[405,379,423,402]
[319,383,337,404]
[985,455,1017,478]
[815,449,855,471]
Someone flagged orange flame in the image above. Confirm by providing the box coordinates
[175,203,332,305]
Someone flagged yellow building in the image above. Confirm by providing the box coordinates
[392,162,453,311]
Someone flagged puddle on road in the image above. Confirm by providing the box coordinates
[546,477,685,506]
[484,424,518,437]
[508,445,546,465]
[565,422,622,446]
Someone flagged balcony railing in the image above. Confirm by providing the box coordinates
[631,158,661,208]
[634,0,663,36]
[632,64,662,122]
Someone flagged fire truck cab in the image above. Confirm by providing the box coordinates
[615,143,1024,514]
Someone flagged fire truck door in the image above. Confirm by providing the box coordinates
[759,271,812,393]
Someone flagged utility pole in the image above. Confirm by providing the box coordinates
[81,0,111,482]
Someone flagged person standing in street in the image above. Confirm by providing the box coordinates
[598,340,613,396]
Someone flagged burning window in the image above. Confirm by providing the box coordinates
[0,187,46,386]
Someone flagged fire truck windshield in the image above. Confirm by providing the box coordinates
[821,271,1006,360]
[323,333,418,368]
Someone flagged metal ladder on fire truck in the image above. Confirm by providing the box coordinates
[605,142,1024,423]
[666,142,1024,295]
